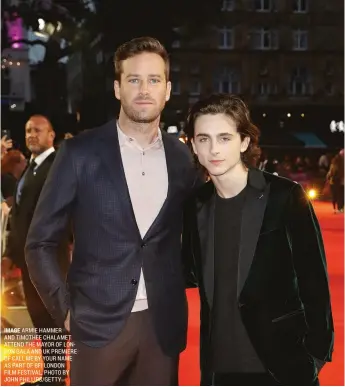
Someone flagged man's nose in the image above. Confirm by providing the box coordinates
[210,142,220,155]
[139,80,149,94]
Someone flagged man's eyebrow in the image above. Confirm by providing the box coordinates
[196,133,210,137]
[126,74,140,78]
[125,74,163,78]
[196,132,233,137]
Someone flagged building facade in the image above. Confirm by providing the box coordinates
[168,0,344,141]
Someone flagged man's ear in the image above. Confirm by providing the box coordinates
[165,81,171,102]
[191,138,197,155]
[114,80,121,100]
[240,136,250,153]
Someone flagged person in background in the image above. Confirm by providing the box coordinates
[318,153,330,176]
[327,152,344,213]
[1,150,27,207]
[2,115,70,386]
[1,135,13,215]
[183,94,334,386]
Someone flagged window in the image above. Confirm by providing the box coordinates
[215,67,241,94]
[189,64,200,74]
[218,27,234,49]
[172,40,181,48]
[96,50,103,64]
[171,63,180,73]
[221,0,235,11]
[189,78,201,96]
[325,83,335,96]
[255,0,273,12]
[171,80,181,95]
[293,0,308,13]
[288,67,312,96]
[293,30,308,50]
[172,26,181,48]
[251,28,278,50]
[171,64,181,95]
[258,82,271,96]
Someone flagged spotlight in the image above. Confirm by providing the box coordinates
[287,113,291,118]
[38,18,45,31]
[308,189,317,200]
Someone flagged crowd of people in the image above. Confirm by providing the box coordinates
[0,36,338,387]
[257,150,344,213]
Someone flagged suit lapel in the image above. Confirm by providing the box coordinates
[97,120,142,238]
[196,169,270,307]
[16,152,56,208]
[237,170,270,297]
[196,183,215,308]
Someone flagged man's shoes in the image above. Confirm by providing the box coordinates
[20,379,65,386]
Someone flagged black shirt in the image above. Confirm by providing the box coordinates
[210,186,265,373]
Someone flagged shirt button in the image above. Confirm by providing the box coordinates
[142,172,145,176]
[141,243,147,248]
[131,279,138,285]
[142,151,145,155]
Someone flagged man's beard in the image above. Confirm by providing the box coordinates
[122,102,165,124]
[27,144,48,155]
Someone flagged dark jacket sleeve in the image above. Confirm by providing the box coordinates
[25,141,77,328]
[287,183,334,362]
[182,197,198,288]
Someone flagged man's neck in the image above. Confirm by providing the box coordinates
[31,146,53,160]
[211,162,248,199]
[118,113,160,148]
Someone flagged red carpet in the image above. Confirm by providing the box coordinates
[179,201,344,386]
[1,202,343,385]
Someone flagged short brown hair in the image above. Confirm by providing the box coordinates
[114,36,170,82]
[1,150,25,175]
[185,94,261,167]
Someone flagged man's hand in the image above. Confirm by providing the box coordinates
[64,310,70,332]
[1,257,13,276]
[1,201,10,216]
[1,136,13,158]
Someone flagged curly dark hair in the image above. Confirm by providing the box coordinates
[185,93,261,168]
[114,36,170,82]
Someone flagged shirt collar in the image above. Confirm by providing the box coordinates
[117,122,162,149]
[31,147,55,168]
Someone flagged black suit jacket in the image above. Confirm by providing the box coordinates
[5,151,70,274]
[183,168,334,385]
[25,120,198,356]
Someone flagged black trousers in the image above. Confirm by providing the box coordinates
[212,372,320,386]
[330,183,344,211]
[70,310,179,386]
[21,265,67,383]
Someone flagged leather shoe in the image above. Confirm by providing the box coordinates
[20,379,65,386]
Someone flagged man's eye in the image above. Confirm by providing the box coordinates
[129,79,139,83]
[199,137,208,142]
[149,79,160,84]
[220,137,231,142]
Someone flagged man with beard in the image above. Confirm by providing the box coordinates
[2,115,70,386]
[25,37,198,386]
